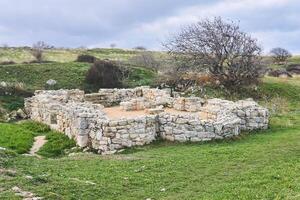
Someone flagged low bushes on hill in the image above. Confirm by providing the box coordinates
[0,62,90,91]
[76,54,97,63]
[0,61,16,65]
[268,69,292,78]
[85,60,126,90]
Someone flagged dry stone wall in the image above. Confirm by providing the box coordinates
[25,87,269,154]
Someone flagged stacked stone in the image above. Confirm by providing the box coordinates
[235,100,269,130]
[85,87,173,108]
[204,98,269,130]
[120,98,152,111]
[142,87,173,107]
[25,91,106,148]
[25,88,270,155]
[85,88,143,107]
[32,89,84,103]
[55,102,106,147]
[159,110,241,142]
[173,97,205,112]
[88,116,158,154]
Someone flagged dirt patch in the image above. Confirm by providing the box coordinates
[29,136,47,156]
[103,106,212,120]
[103,107,148,119]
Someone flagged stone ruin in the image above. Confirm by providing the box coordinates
[24,86,269,154]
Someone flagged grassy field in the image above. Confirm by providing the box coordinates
[0,62,90,91]
[0,47,148,63]
[0,48,300,199]
[0,62,156,92]
[0,76,299,199]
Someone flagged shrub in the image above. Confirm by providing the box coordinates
[76,54,97,63]
[85,60,126,90]
[0,61,16,65]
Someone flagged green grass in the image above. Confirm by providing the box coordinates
[0,62,90,91]
[19,120,51,133]
[0,123,34,153]
[0,48,34,63]
[0,61,157,92]
[0,46,300,199]
[0,77,299,199]
[124,66,157,87]
[37,131,76,158]
[0,121,76,157]
[0,95,24,111]
[0,47,144,63]
[287,55,300,65]
[0,126,299,199]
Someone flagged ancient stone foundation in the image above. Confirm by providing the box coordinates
[25,87,269,154]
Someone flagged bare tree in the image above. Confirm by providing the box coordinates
[164,17,262,88]
[270,47,292,64]
[31,41,49,62]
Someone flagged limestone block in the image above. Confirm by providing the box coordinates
[174,134,186,142]
[77,135,89,147]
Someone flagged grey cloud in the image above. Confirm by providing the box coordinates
[0,0,299,53]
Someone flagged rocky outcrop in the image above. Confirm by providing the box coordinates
[287,65,300,75]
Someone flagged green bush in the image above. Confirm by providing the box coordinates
[76,54,97,63]
[85,60,125,90]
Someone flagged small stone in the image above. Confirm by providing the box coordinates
[0,147,6,151]
[46,79,57,86]
[25,175,33,180]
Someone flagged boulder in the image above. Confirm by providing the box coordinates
[6,109,28,122]
[0,81,7,87]
[268,69,292,78]
[286,65,300,74]
[17,109,28,119]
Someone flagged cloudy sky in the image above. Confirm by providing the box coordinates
[0,0,299,53]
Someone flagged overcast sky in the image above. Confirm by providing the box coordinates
[0,0,299,53]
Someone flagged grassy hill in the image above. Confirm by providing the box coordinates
[0,48,300,199]
[0,48,157,119]
[0,47,159,63]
